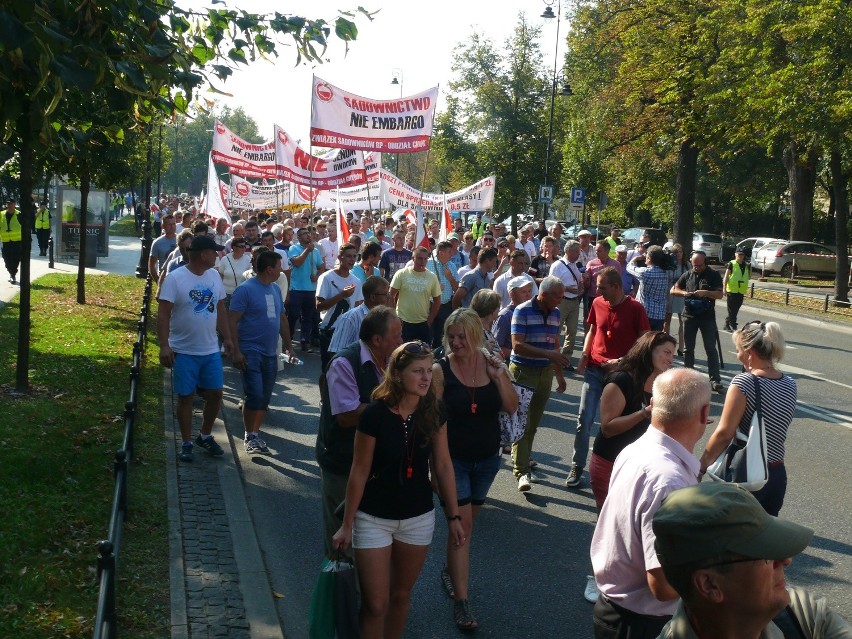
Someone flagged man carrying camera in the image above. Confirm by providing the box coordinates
[670,251,724,393]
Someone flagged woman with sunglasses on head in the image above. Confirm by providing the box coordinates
[699,321,795,515]
[432,309,518,631]
[333,341,465,639]
[589,331,678,510]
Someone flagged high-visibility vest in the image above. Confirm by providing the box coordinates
[726,260,750,294]
[470,221,485,240]
[605,236,618,258]
[0,210,22,242]
[35,208,51,230]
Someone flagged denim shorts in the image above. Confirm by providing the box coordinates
[173,352,223,396]
[241,351,278,411]
[451,453,501,506]
[352,509,435,549]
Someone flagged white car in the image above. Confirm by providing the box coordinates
[735,237,783,261]
[693,232,724,263]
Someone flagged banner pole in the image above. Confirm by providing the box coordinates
[417,83,439,226]
[362,151,374,216]
[309,75,316,210]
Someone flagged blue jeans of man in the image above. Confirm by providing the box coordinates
[287,289,316,345]
[683,313,721,382]
[572,365,605,470]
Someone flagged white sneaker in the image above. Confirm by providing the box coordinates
[518,474,531,492]
[528,470,539,483]
[245,436,263,454]
[584,575,600,603]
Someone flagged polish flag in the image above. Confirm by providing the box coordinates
[439,194,452,240]
[414,205,430,249]
[335,189,350,244]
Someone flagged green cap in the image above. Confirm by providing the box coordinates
[447,232,460,241]
[653,483,813,567]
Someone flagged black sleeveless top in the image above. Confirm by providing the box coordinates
[592,371,652,462]
[439,357,502,461]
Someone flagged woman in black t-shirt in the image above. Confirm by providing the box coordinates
[432,309,518,632]
[589,331,677,510]
[333,341,464,639]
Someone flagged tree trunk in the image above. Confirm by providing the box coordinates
[782,141,818,241]
[673,138,698,250]
[830,149,849,304]
[77,160,90,304]
[15,127,35,392]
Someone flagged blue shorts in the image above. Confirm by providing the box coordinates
[451,453,501,506]
[173,352,223,396]
[241,351,278,411]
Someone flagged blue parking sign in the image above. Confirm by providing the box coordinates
[570,187,586,204]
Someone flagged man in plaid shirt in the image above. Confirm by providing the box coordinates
[627,246,672,331]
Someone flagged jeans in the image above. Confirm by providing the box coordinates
[683,313,721,382]
[752,463,787,516]
[241,351,277,411]
[509,363,553,477]
[432,302,453,348]
[402,320,431,344]
[726,292,744,328]
[287,289,316,345]
[573,366,606,470]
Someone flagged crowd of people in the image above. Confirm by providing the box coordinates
[152,204,848,638]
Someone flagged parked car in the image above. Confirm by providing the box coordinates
[619,227,669,250]
[752,241,846,278]
[735,237,784,262]
[693,232,724,263]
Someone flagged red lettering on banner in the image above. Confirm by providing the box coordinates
[294,148,328,172]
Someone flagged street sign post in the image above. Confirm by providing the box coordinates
[539,185,553,205]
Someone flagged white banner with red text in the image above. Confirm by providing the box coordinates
[229,175,291,210]
[210,119,277,179]
[310,76,439,153]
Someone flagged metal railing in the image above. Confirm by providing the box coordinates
[749,281,851,316]
[92,273,153,639]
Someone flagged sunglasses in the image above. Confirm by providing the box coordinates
[743,320,766,331]
[402,341,432,355]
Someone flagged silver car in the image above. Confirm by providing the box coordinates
[752,240,843,278]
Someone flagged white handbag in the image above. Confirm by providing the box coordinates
[706,375,769,491]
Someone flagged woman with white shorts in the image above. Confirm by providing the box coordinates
[334,341,465,639]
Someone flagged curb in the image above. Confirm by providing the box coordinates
[740,301,852,336]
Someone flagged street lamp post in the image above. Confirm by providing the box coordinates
[391,69,404,177]
[541,1,572,223]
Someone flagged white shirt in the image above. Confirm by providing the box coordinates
[159,267,226,356]
[549,259,582,299]
[318,238,339,270]
[492,271,538,309]
[316,270,363,329]
[215,252,252,295]
[521,239,537,259]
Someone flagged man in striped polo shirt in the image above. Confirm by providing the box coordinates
[510,276,571,492]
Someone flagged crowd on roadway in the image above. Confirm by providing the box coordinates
[149,202,849,638]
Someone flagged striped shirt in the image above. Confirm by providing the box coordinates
[328,304,371,354]
[427,257,459,304]
[627,264,672,320]
[732,373,797,463]
[510,297,561,368]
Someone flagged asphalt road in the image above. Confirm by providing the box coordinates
[220,301,852,639]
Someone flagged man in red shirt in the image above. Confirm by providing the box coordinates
[566,267,649,488]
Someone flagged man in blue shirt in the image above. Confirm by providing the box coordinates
[509,276,570,492]
[287,226,325,352]
[229,251,294,453]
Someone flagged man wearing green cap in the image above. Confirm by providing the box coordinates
[653,482,850,638]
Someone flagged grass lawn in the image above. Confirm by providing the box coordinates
[109,215,143,238]
[0,274,168,638]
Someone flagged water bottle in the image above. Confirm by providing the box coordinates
[280,353,303,365]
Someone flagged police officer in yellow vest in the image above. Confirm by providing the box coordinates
[34,201,51,256]
[469,213,485,241]
[722,246,750,331]
[605,227,620,258]
[2,197,23,285]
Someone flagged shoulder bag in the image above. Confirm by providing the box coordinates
[706,375,769,491]
[498,380,535,445]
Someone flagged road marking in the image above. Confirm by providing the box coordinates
[794,403,852,430]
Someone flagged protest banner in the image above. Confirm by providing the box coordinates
[230,175,290,210]
[205,153,231,219]
[274,125,367,188]
[211,119,277,179]
[310,76,439,153]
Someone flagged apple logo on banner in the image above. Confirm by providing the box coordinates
[235,182,250,197]
[215,121,225,135]
[316,82,334,103]
[297,185,317,201]
[278,130,288,145]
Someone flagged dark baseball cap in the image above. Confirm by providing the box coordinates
[189,235,225,252]
[653,483,813,568]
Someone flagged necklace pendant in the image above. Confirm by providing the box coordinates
[471,402,477,414]
[406,466,413,479]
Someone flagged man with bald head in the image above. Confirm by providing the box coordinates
[590,368,711,639]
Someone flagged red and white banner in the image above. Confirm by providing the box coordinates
[211,119,276,179]
[230,175,290,211]
[439,194,452,240]
[413,206,429,249]
[273,125,367,188]
[381,171,496,213]
[335,189,351,244]
[310,76,439,153]
[205,153,230,219]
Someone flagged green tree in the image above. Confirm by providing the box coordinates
[0,0,370,391]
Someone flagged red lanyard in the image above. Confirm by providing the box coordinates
[400,413,417,479]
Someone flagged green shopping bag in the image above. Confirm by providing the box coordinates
[308,557,359,639]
